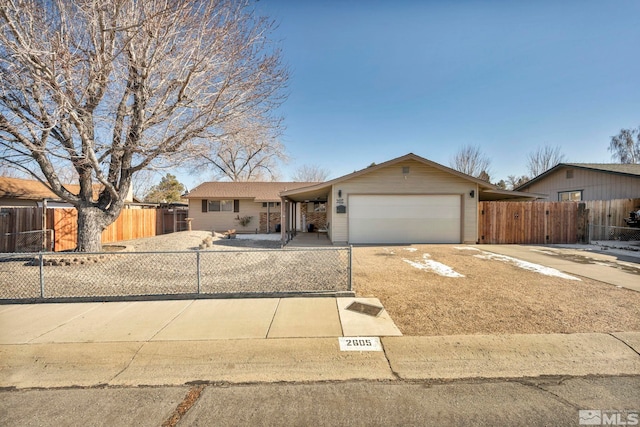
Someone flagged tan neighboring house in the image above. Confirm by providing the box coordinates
[187,153,539,244]
[0,176,136,207]
[184,182,320,234]
[515,163,640,201]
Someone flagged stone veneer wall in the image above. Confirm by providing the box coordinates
[259,212,281,233]
[303,209,327,231]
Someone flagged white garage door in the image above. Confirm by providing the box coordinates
[348,195,461,244]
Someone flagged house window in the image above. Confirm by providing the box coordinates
[262,202,280,208]
[558,191,582,201]
[204,200,237,212]
[566,170,574,179]
[209,200,233,212]
[307,202,326,212]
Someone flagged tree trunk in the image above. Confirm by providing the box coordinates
[76,207,111,252]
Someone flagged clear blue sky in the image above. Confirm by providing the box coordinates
[184,0,640,187]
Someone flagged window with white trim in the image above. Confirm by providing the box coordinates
[558,191,582,201]
[202,199,238,212]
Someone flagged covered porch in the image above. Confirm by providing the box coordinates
[280,182,333,246]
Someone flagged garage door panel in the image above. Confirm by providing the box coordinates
[349,195,461,244]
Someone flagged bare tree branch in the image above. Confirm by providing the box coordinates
[527,145,566,177]
[449,145,492,180]
[290,164,330,182]
[0,0,288,250]
[609,127,640,164]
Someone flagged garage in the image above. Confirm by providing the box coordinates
[348,194,461,244]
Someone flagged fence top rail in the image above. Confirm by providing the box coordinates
[0,247,351,256]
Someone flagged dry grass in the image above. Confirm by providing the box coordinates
[353,245,640,336]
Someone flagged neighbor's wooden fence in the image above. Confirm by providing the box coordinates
[584,198,640,228]
[478,201,582,244]
[1,207,185,252]
[478,198,640,244]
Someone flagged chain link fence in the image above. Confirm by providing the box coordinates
[1,229,53,253]
[589,224,640,242]
[0,247,352,302]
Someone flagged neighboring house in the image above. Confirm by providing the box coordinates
[0,176,136,207]
[184,182,319,234]
[187,153,540,244]
[515,163,640,201]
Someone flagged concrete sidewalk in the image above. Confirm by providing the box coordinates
[2,330,639,388]
[0,297,401,344]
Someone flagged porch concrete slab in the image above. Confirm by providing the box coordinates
[0,342,143,388]
[152,299,279,340]
[337,298,402,337]
[0,302,101,344]
[30,300,192,343]
[612,332,640,354]
[267,298,342,338]
[382,333,640,380]
[111,338,395,386]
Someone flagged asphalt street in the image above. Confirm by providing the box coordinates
[1,376,639,427]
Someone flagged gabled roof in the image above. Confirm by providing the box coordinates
[281,153,499,198]
[0,176,95,202]
[516,163,640,190]
[280,153,544,201]
[184,181,319,202]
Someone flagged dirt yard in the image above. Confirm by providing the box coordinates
[352,245,640,336]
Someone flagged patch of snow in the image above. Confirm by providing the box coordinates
[403,254,464,278]
[455,246,480,251]
[473,251,581,281]
[403,248,418,252]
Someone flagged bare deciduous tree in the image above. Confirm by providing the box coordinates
[0,0,287,251]
[290,164,330,182]
[506,174,530,190]
[192,117,287,182]
[609,127,640,164]
[449,145,492,180]
[527,145,566,177]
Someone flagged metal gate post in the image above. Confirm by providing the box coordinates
[39,253,45,298]
[348,245,353,292]
[196,251,201,294]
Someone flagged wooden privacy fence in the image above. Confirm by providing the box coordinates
[1,207,184,252]
[584,198,640,228]
[47,208,158,251]
[478,201,583,244]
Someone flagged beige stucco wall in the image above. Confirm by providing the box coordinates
[188,198,276,233]
[521,167,640,201]
[328,159,478,244]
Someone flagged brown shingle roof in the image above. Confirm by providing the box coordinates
[0,176,101,201]
[516,163,640,190]
[185,182,319,202]
[563,163,640,176]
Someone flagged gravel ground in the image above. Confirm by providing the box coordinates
[0,231,349,299]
